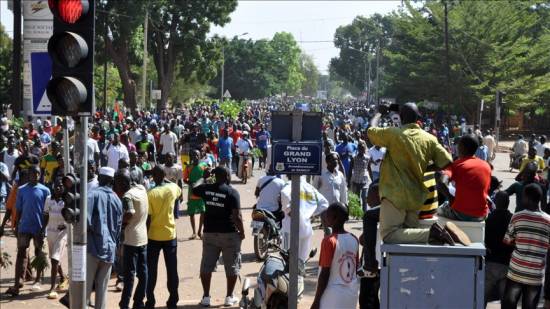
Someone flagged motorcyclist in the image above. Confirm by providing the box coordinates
[254,172,287,222]
[512,135,528,157]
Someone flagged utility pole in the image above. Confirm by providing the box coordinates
[444,1,450,106]
[375,40,380,106]
[142,7,148,111]
[12,0,22,117]
[367,57,372,105]
[220,45,225,104]
[103,16,108,113]
[495,91,501,147]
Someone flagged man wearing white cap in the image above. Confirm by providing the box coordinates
[86,166,123,309]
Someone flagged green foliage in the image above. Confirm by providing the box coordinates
[299,53,319,97]
[0,24,12,108]
[347,192,364,219]
[212,32,310,100]
[149,0,238,110]
[94,64,123,109]
[219,100,243,119]
[30,252,49,273]
[330,1,550,117]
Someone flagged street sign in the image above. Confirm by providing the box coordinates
[271,141,322,175]
[30,52,52,115]
[151,89,162,100]
[223,89,232,98]
[270,111,322,141]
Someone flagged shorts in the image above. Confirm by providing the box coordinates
[47,230,67,261]
[200,232,242,276]
[187,200,205,215]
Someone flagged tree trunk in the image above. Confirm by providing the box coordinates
[105,34,138,113]
[152,13,178,112]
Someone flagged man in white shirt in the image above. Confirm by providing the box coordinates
[483,130,497,162]
[536,135,548,157]
[159,124,178,162]
[313,153,348,205]
[255,174,287,214]
[102,133,129,171]
[236,132,253,179]
[87,133,100,168]
[368,145,386,182]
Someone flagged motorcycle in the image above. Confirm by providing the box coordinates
[251,209,282,261]
[239,246,317,309]
[509,153,526,172]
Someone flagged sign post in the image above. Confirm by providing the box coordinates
[288,110,303,309]
[270,110,322,309]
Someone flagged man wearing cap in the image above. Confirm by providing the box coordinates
[86,166,123,309]
[236,131,252,179]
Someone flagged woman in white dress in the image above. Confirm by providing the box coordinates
[45,179,69,299]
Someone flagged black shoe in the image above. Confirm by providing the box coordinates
[428,223,455,246]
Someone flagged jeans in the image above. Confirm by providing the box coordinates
[86,254,113,309]
[146,239,178,308]
[352,182,369,211]
[437,201,486,222]
[363,207,380,270]
[371,171,380,182]
[484,262,508,306]
[501,279,541,309]
[219,157,232,175]
[120,245,147,309]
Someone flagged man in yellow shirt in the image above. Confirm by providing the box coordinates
[519,147,545,172]
[367,103,469,245]
[146,166,181,309]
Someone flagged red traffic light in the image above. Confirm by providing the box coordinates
[48,0,89,24]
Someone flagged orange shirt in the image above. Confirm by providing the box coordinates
[5,184,18,229]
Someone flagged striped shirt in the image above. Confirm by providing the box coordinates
[419,172,439,219]
[504,210,550,285]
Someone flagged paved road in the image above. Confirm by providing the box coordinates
[0,145,526,309]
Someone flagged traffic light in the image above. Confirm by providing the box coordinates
[47,0,95,116]
[61,191,81,224]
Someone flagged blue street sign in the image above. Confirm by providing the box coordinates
[271,141,322,175]
[30,52,52,115]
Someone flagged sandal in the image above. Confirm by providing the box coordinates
[47,291,59,299]
[5,286,19,297]
[189,234,197,240]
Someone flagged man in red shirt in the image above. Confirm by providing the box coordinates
[438,134,491,221]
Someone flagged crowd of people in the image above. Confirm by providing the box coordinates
[0,98,549,309]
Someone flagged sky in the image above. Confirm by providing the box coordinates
[1,0,402,72]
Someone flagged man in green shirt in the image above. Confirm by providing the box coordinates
[367,103,468,245]
[184,149,209,240]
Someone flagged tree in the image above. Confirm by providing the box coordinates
[269,32,304,95]
[330,0,550,119]
[0,24,12,110]
[97,0,147,113]
[210,32,307,100]
[149,0,237,111]
[93,63,123,110]
[299,53,319,97]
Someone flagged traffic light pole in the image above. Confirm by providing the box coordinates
[62,118,73,309]
[70,117,89,309]
[288,110,303,309]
